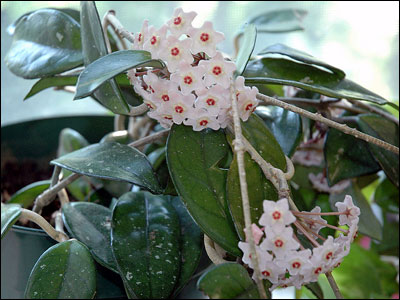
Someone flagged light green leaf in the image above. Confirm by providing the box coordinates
[235,24,257,76]
[8,180,51,208]
[1,203,22,239]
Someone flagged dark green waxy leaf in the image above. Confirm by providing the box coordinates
[1,203,21,239]
[244,58,389,105]
[167,196,203,296]
[80,1,129,115]
[244,9,307,33]
[8,180,51,208]
[235,24,257,76]
[75,50,163,100]
[24,76,78,100]
[62,202,117,273]
[357,114,399,187]
[51,142,161,194]
[374,178,399,214]
[197,263,268,299]
[58,128,91,201]
[166,125,241,256]
[256,105,302,156]
[24,239,96,299]
[324,128,380,186]
[111,192,181,299]
[5,9,82,79]
[305,282,324,299]
[259,44,345,79]
[332,244,398,299]
[329,182,382,240]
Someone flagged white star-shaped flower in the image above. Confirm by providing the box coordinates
[335,195,361,226]
[238,241,272,269]
[195,85,231,116]
[147,106,174,129]
[217,108,232,129]
[188,21,225,57]
[278,249,313,276]
[132,20,149,50]
[237,86,259,122]
[166,7,197,37]
[259,198,296,233]
[198,51,236,88]
[143,25,168,59]
[158,35,193,73]
[312,236,340,269]
[170,62,205,95]
[299,206,327,235]
[147,76,179,104]
[166,91,196,124]
[258,260,286,284]
[184,108,220,131]
[261,226,300,258]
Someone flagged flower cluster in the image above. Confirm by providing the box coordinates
[127,8,259,131]
[239,196,360,290]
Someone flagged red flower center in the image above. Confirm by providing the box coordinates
[325,252,333,260]
[245,103,253,111]
[184,76,193,85]
[175,106,184,114]
[206,98,216,106]
[262,270,270,277]
[314,267,322,274]
[148,85,155,93]
[272,211,281,220]
[171,47,180,56]
[164,115,172,120]
[292,262,301,269]
[200,33,209,42]
[138,33,142,42]
[150,36,157,45]
[161,94,170,102]
[212,66,222,75]
[274,239,284,248]
[146,103,154,109]
[199,120,208,126]
[173,16,182,25]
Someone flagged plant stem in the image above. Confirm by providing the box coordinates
[114,114,126,131]
[20,209,69,242]
[33,173,81,213]
[105,11,135,44]
[293,221,320,247]
[297,215,348,233]
[348,99,399,126]
[326,271,344,299]
[257,93,399,155]
[203,235,229,265]
[129,103,149,117]
[229,85,267,299]
[128,129,169,148]
[293,211,344,216]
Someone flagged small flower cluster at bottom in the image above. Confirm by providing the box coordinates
[239,196,360,290]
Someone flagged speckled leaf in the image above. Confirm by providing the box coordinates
[5,8,82,79]
[8,180,51,208]
[24,239,96,299]
[167,196,203,296]
[329,182,382,240]
[111,192,180,299]
[324,127,380,186]
[235,24,257,76]
[57,128,91,201]
[197,263,263,299]
[357,114,399,187]
[259,44,345,79]
[256,106,302,156]
[1,203,21,239]
[51,142,161,194]
[80,1,129,115]
[166,125,241,256]
[226,114,285,240]
[24,76,78,100]
[62,202,117,273]
[75,50,164,100]
[244,58,389,105]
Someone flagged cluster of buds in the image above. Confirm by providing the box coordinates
[127,8,259,131]
[239,196,360,290]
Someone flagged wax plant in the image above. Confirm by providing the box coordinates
[1,2,399,299]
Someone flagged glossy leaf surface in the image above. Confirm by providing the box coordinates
[8,180,51,208]
[24,76,78,100]
[1,203,21,239]
[235,24,257,76]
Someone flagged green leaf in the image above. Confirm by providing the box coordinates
[332,244,398,299]
[256,106,302,156]
[329,182,382,240]
[62,202,118,273]
[357,114,399,187]
[8,180,51,208]
[244,58,389,105]
[24,239,96,299]
[374,177,399,214]
[5,8,82,79]
[24,76,78,100]
[80,1,129,115]
[197,263,266,299]
[111,192,181,299]
[324,128,380,185]
[244,9,307,33]
[258,44,345,79]
[235,24,257,76]
[167,196,203,296]
[51,142,161,194]
[166,125,241,256]
[75,50,163,100]
[305,282,324,299]
[1,203,21,239]
[100,130,133,144]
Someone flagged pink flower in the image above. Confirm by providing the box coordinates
[188,21,225,57]
[259,198,296,233]
[166,7,197,37]
[132,20,149,50]
[278,249,313,276]
[159,35,193,72]
[237,86,259,122]
[249,224,264,245]
[335,195,361,226]
[184,108,220,131]
[238,241,272,269]
[300,206,327,235]
[260,227,300,258]
[199,51,236,88]
[195,86,231,116]
[167,91,196,124]
[143,25,168,59]
[170,62,205,95]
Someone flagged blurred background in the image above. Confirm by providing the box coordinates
[1,1,399,126]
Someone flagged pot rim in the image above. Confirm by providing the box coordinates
[10,224,50,237]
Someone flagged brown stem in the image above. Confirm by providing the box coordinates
[128,129,169,148]
[326,271,344,299]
